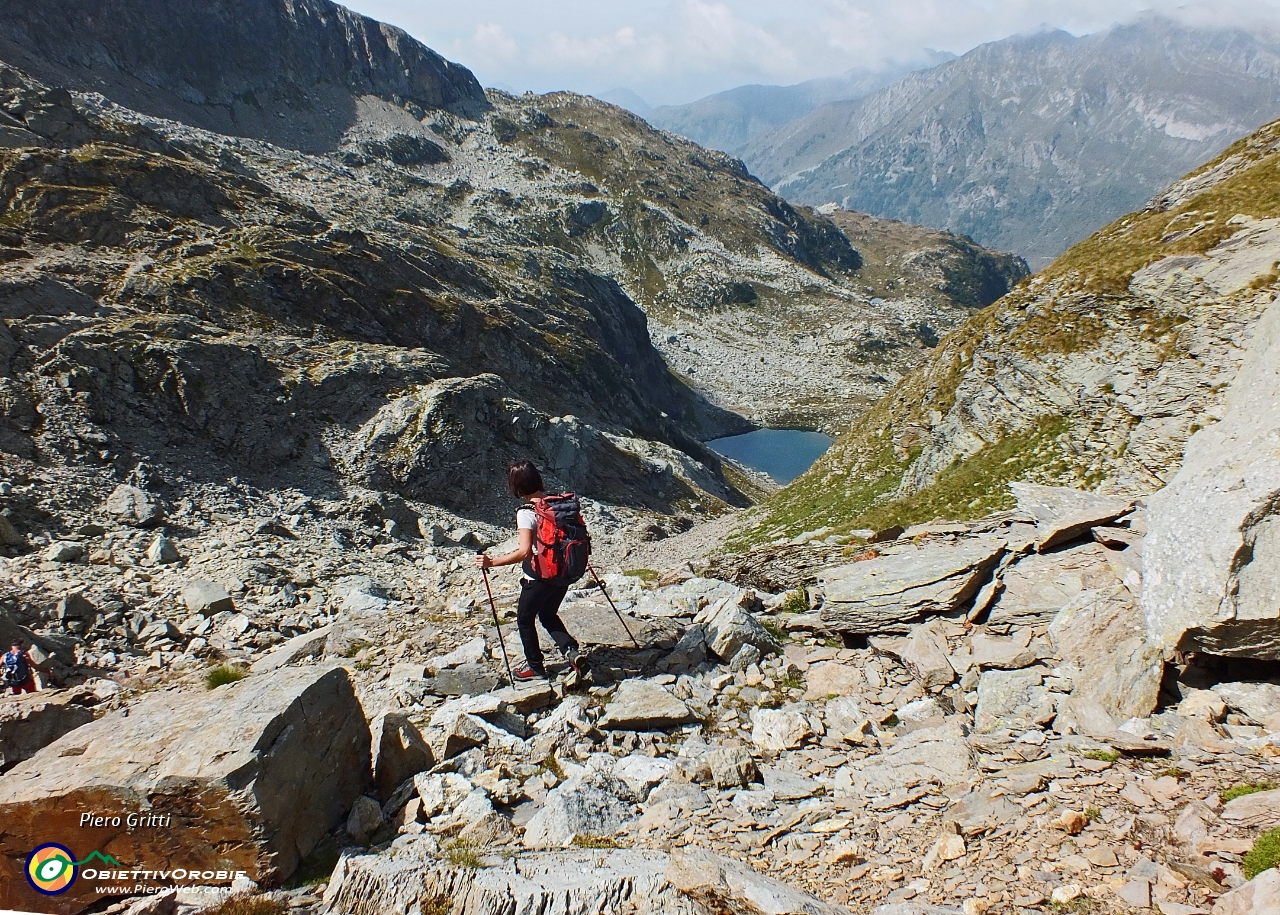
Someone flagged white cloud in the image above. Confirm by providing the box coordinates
[339,0,1280,105]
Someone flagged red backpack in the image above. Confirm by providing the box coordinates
[529,493,591,583]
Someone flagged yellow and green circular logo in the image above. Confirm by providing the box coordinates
[26,844,77,895]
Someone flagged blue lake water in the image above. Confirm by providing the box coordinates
[708,429,833,484]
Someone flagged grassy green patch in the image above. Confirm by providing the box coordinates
[1085,806,1102,823]
[538,756,565,779]
[624,568,659,584]
[442,840,486,869]
[729,440,905,549]
[778,587,809,615]
[742,415,1068,547]
[204,664,248,690]
[850,415,1070,532]
[341,639,372,659]
[1082,749,1120,764]
[776,672,805,691]
[760,619,791,644]
[1243,826,1280,879]
[1049,896,1095,914]
[1222,782,1275,803]
[571,835,625,849]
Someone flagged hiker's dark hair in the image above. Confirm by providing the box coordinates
[508,461,544,498]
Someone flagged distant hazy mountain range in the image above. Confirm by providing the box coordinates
[643,53,955,154]
[651,18,1280,267]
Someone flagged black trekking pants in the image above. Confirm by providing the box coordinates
[517,577,576,672]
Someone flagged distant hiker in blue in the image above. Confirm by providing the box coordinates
[4,639,42,695]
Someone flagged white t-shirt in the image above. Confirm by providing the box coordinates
[517,507,538,579]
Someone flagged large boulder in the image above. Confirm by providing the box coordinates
[0,687,96,771]
[752,703,821,752]
[370,712,434,801]
[973,668,1057,735]
[522,767,638,848]
[1210,869,1280,915]
[694,596,783,661]
[104,483,164,527]
[841,720,974,797]
[1144,300,1280,659]
[323,840,851,915]
[183,579,235,616]
[985,542,1120,632]
[0,665,370,914]
[667,845,852,915]
[1049,586,1163,737]
[820,538,1005,634]
[898,620,956,689]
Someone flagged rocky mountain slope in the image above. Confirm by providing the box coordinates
[738,113,1280,547]
[0,0,1034,535]
[0,5,1278,910]
[0,0,490,151]
[473,93,1024,430]
[746,18,1280,267]
[646,54,955,155]
[4,470,1280,915]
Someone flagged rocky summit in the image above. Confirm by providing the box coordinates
[1,2,1280,915]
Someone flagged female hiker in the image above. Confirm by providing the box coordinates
[474,460,584,681]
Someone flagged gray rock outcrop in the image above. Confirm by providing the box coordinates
[820,538,1005,634]
[322,840,852,915]
[1010,482,1133,552]
[1210,869,1280,915]
[0,0,489,154]
[369,712,434,802]
[104,483,163,527]
[522,767,638,848]
[1144,300,1280,659]
[694,596,784,661]
[1050,586,1162,737]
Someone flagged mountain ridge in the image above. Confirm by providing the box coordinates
[645,52,955,155]
[744,17,1280,266]
[0,0,489,153]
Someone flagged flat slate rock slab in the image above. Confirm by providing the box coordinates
[984,542,1121,632]
[324,840,853,915]
[819,538,1005,635]
[598,679,696,730]
[1010,482,1133,552]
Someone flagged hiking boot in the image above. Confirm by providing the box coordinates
[563,646,584,675]
[512,662,546,682]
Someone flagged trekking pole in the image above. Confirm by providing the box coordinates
[588,563,640,649]
[481,564,516,687]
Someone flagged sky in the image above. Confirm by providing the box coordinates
[340,1,1280,107]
